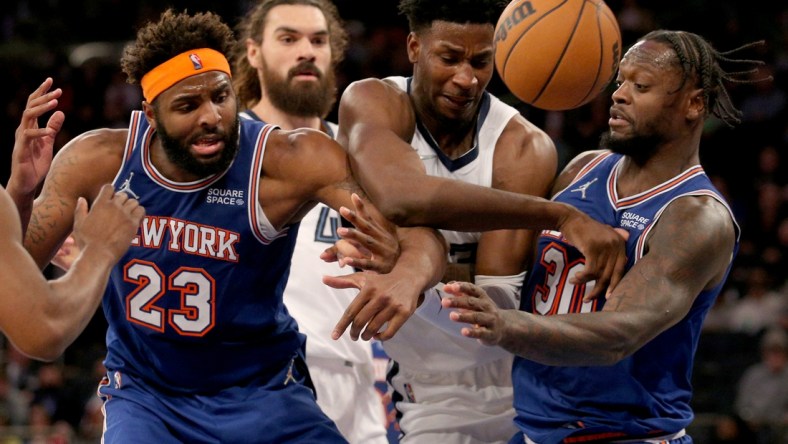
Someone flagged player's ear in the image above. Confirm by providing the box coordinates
[406,32,420,64]
[142,101,157,129]
[246,38,263,69]
[686,88,705,123]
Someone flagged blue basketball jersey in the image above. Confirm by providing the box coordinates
[514,151,740,443]
[105,111,303,394]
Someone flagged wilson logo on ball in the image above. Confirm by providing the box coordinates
[494,0,622,111]
[494,1,537,44]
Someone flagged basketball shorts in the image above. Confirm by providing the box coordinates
[308,356,389,444]
[98,354,347,443]
[516,427,693,444]
[389,355,516,444]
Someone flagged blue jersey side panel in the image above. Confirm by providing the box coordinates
[105,112,302,394]
[514,152,740,443]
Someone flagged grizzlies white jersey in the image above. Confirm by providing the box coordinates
[382,76,518,372]
[386,75,518,269]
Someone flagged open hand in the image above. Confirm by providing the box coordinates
[9,78,64,196]
[324,271,420,341]
[441,281,509,346]
[320,193,399,273]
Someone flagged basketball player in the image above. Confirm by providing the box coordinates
[19,10,447,443]
[442,30,767,443]
[232,1,389,442]
[2,77,143,361]
[336,4,630,346]
[335,0,557,442]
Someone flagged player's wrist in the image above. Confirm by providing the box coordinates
[5,177,36,207]
[77,243,123,268]
[553,202,579,232]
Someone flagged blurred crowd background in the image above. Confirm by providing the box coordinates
[0,0,786,443]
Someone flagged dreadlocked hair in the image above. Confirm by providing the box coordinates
[398,0,509,33]
[121,9,236,87]
[232,0,348,109]
[642,29,770,127]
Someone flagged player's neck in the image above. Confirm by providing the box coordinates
[616,147,701,197]
[409,105,475,160]
[250,101,322,131]
[417,111,477,159]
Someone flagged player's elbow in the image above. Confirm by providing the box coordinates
[603,341,639,365]
[8,326,66,362]
[602,324,653,364]
[377,202,412,226]
[378,198,432,227]
[366,191,422,227]
[23,347,64,363]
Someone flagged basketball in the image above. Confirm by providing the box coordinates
[494,0,622,111]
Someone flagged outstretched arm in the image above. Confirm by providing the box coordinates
[0,184,144,361]
[262,129,448,341]
[442,195,736,366]
[338,78,575,231]
[338,79,626,298]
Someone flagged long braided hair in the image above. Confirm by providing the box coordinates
[641,30,770,127]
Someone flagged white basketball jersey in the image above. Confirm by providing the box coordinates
[285,205,373,363]
[386,77,517,254]
[382,77,519,372]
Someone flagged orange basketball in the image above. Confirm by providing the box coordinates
[494,0,622,111]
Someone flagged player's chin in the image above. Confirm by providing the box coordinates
[440,100,475,121]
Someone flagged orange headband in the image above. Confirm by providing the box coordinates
[140,48,232,103]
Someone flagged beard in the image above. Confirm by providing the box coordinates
[599,129,662,165]
[155,113,240,178]
[261,58,336,118]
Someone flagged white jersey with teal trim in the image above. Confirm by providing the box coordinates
[380,78,520,444]
[382,76,518,373]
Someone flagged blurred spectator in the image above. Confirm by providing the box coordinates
[76,357,108,441]
[703,289,738,333]
[709,414,758,444]
[0,369,29,427]
[741,65,786,126]
[617,0,657,43]
[102,70,141,128]
[754,145,784,187]
[29,365,65,429]
[746,181,787,252]
[734,327,788,443]
[4,347,36,394]
[728,265,786,335]
[761,216,788,280]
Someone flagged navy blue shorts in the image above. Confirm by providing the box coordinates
[98,355,347,443]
